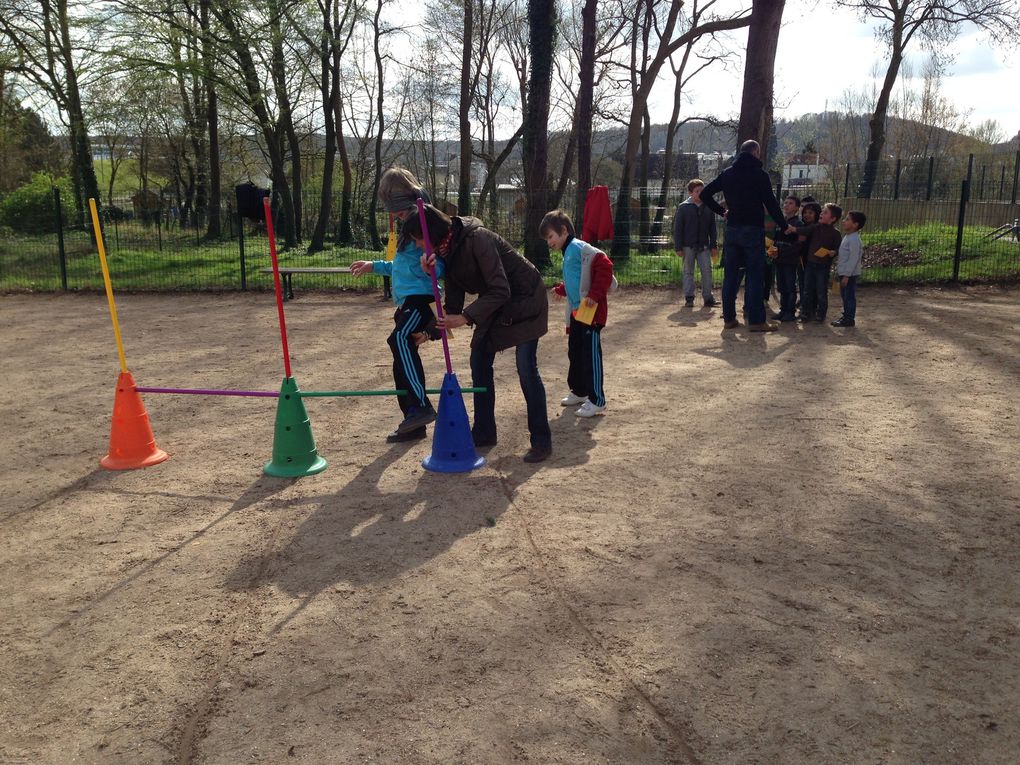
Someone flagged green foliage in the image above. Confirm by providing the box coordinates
[0,173,74,234]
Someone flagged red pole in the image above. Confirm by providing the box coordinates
[263,196,292,378]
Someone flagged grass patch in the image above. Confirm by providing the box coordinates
[1,221,1017,292]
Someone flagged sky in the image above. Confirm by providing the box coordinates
[644,0,1020,142]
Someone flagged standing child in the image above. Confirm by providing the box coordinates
[672,179,719,308]
[789,202,842,323]
[541,209,614,418]
[350,239,445,442]
[832,210,866,327]
[771,195,803,322]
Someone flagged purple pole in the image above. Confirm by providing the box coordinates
[416,198,453,374]
[135,386,279,398]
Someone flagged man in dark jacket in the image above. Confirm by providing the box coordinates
[672,178,719,308]
[701,140,788,331]
[405,206,553,463]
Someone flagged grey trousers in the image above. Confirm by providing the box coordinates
[682,247,714,299]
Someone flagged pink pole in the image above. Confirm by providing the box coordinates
[263,196,292,379]
[416,198,453,374]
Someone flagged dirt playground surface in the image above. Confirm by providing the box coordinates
[1,285,1018,764]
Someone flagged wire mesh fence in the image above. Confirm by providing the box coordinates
[1,152,1018,295]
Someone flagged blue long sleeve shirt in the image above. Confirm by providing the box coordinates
[372,241,444,305]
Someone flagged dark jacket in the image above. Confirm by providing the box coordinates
[796,223,842,266]
[442,217,549,353]
[672,197,718,250]
[773,214,803,265]
[701,152,786,230]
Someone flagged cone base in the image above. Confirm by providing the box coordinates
[422,453,485,474]
[263,454,328,478]
[101,448,169,471]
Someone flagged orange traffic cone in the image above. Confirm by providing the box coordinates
[101,371,169,470]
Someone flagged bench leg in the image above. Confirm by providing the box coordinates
[284,273,294,300]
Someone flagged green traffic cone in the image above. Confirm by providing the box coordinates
[263,377,328,477]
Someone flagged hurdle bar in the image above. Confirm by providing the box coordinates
[135,386,486,398]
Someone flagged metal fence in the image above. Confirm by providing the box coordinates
[1,152,1018,294]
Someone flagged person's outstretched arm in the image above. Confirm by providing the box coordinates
[701,175,727,217]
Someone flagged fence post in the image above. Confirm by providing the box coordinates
[952,155,974,283]
[926,156,935,200]
[979,164,986,200]
[893,158,901,200]
[999,164,1006,201]
[54,186,68,291]
[843,164,850,197]
[238,207,247,290]
[1011,150,1019,205]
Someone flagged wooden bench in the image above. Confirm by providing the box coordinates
[259,266,351,300]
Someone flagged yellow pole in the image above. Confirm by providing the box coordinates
[89,198,128,373]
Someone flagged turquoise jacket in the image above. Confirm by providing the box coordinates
[372,242,445,305]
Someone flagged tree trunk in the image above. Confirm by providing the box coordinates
[521,0,557,269]
[550,114,578,210]
[55,0,100,227]
[333,0,354,245]
[457,0,473,214]
[201,0,221,239]
[271,8,302,242]
[573,0,597,233]
[367,0,385,250]
[476,123,524,219]
[309,8,337,253]
[637,109,651,253]
[859,36,905,198]
[736,0,785,164]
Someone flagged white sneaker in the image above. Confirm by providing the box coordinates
[574,400,606,417]
[560,392,587,406]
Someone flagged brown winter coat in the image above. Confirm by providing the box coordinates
[441,217,549,353]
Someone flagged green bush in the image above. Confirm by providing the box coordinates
[0,173,74,234]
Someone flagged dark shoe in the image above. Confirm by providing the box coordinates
[723,319,740,329]
[704,297,719,307]
[523,445,552,463]
[473,434,497,448]
[684,296,695,307]
[796,314,812,323]
[397,406,437,434]
[831,317,856,327]
[775,313,796,322]
[386,427,426,443]
[749,322,779,332]
[815,315,826,323]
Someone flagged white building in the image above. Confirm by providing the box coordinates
[782,153,828,188]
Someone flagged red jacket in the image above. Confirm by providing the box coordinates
[581,186,614,243]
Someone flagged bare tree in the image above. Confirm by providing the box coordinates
[736,0,785,164]
[609,0,752,260]
[521,0,558,268]
[838,0,1019,197]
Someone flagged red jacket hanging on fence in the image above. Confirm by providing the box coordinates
[581,186,614,244]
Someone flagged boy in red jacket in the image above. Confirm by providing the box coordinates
[540,209,614,417]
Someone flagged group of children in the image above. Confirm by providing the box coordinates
[774,195,866,328]
[353,182,867,442]
[674,183,867,328]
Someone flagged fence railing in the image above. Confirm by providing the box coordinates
[1,153,1018,294]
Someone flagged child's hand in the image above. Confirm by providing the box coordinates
[420,253,437,274]
[841,276,849,287]
[581,296,597,308]
[350,260,372,276]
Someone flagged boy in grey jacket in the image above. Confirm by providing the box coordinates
[832,211,866,327]
[672,179,719,307]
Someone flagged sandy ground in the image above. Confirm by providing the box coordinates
[1,285,1018,765]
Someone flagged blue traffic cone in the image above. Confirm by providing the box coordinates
[422,372,485,473]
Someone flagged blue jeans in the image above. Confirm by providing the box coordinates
[470,339,552,450]
[722,225,766,324]
[840,275,858,320]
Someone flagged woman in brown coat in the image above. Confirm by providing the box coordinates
[403,204,552,463]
